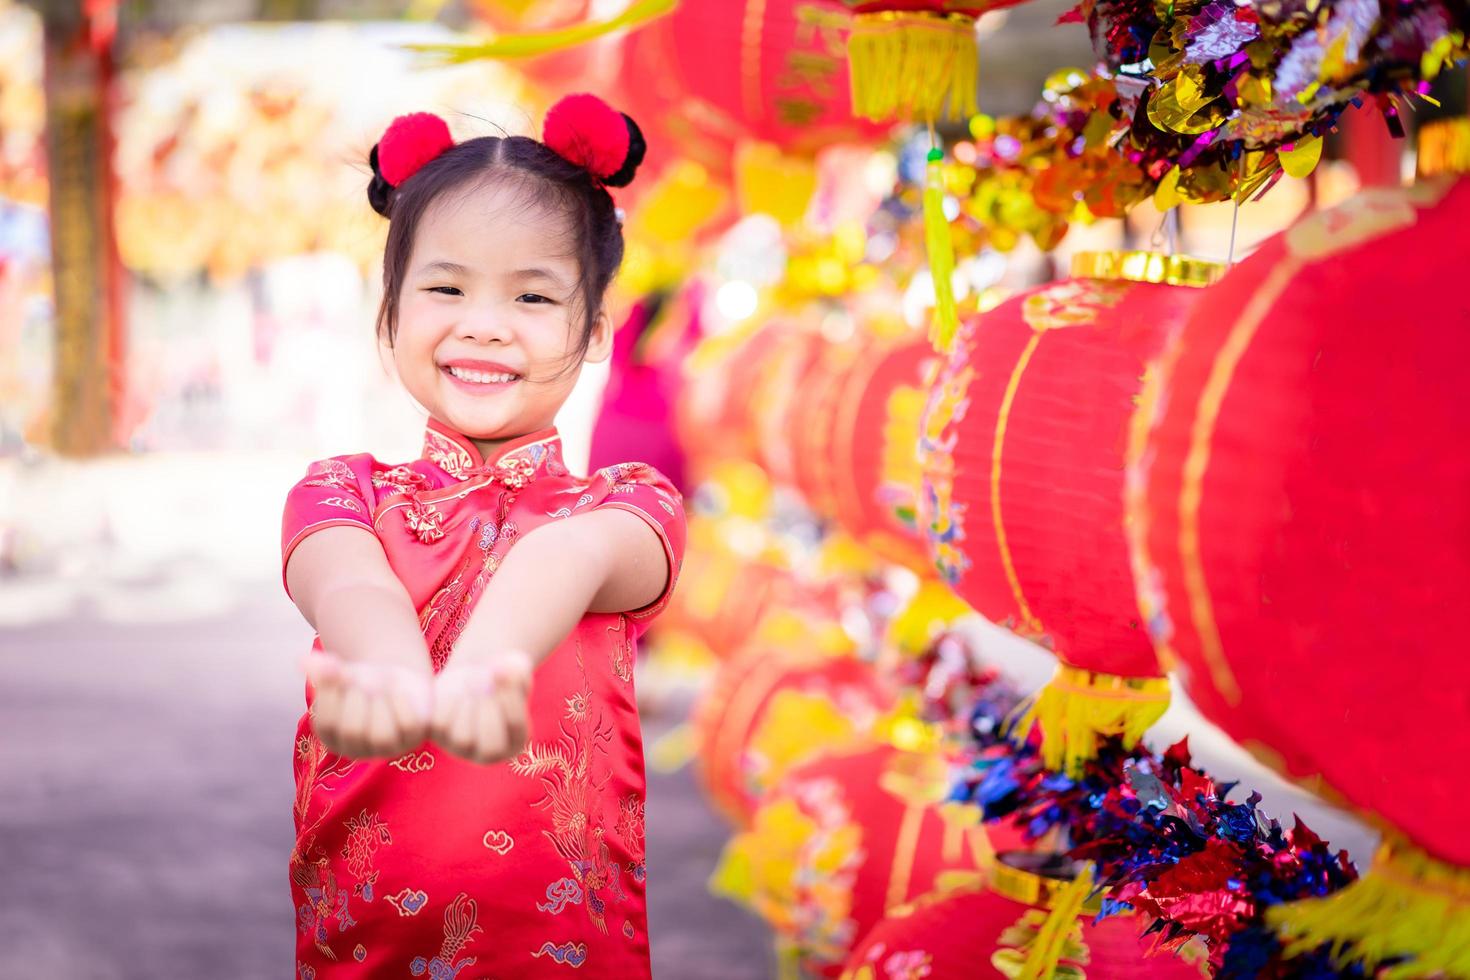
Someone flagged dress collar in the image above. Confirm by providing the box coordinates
[421,417,564,484]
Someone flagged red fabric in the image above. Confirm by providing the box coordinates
[543,92,631,180]
[377,112,454,186]
[692,646,895,825]
[841,885,1204,979]
[1135,177,1470,866]
[919,279,1208,678]
[280,420,686,975]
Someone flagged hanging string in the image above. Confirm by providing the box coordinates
[1149,209,1181,254]
[923,121,962,351]
[1227,196,1241,267]
[1149,213,1168,250]
[1227,153,1248,266]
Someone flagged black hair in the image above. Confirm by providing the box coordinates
[368,123,645,375]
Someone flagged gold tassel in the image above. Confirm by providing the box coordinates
[406,0,676,63]
[847,11,979,123]
[1268,836,1470,978]
[1018,864,1095,980]
[1012,665,1171,776]
[924,147,961,352]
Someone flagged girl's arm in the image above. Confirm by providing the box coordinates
[428,508,670,763]
[450,508,669,660]
[286,526,434,758]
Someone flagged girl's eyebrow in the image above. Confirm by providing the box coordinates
[510,267,571,287]
[414,259,474,278]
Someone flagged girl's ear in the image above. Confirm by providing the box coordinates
[583,308,614,365]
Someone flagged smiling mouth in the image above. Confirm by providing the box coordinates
[443,365,521,385]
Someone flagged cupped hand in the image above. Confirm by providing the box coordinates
[428,651,533,766]
[303,651,433,760]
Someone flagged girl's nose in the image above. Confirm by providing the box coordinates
[457,309,513,345]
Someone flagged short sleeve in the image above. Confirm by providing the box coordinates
[589,461,687,631]
[280,455,379,598]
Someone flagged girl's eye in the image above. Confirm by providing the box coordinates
[516,293,554,305]
[426,286,462,296]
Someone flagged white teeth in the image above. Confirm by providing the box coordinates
[447,366,516,384]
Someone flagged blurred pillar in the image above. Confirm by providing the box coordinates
[41,0,125,456]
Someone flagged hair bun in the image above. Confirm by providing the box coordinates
[544,93,646,187]
[367,144,395,216]
[602,113,646,188]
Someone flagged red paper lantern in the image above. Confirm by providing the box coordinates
[825,336,941,571]
[754,325,830,489]
[1128,178,1470,970]
[714,743,998,976]
[840,864,1203,979]
[616,0,889,178]
[790,336,869,514]
[917,253,1221,771]
[676,317,789,476]
[660,543,796,660]
[692,640,895,825]
[737,326,937,573]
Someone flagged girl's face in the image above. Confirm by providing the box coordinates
[391,178,612,451]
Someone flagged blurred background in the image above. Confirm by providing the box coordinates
[1,1,1465,977]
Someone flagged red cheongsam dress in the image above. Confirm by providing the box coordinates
[280,419,686,978]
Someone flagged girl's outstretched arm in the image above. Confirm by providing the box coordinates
[430,508,670,763]
[286,526,433,759]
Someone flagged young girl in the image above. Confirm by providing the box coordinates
[280,94,685,977]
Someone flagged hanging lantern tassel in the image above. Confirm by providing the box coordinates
[924,147,961,352]
[1011,665,1171,776]
[1267,837,1470,979]
[847,11,979,123]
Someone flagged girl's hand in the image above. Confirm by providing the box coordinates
[303,651,433,759]
[428,651,533,765]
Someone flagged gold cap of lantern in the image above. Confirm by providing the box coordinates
[1417,118,1470,180]
[1070,250,1225,289]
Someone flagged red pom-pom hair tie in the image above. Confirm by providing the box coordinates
[368,112,455,216]
[543,93,646,188]
[377,112,454,185]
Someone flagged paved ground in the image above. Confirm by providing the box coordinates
[0,566,772,979]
